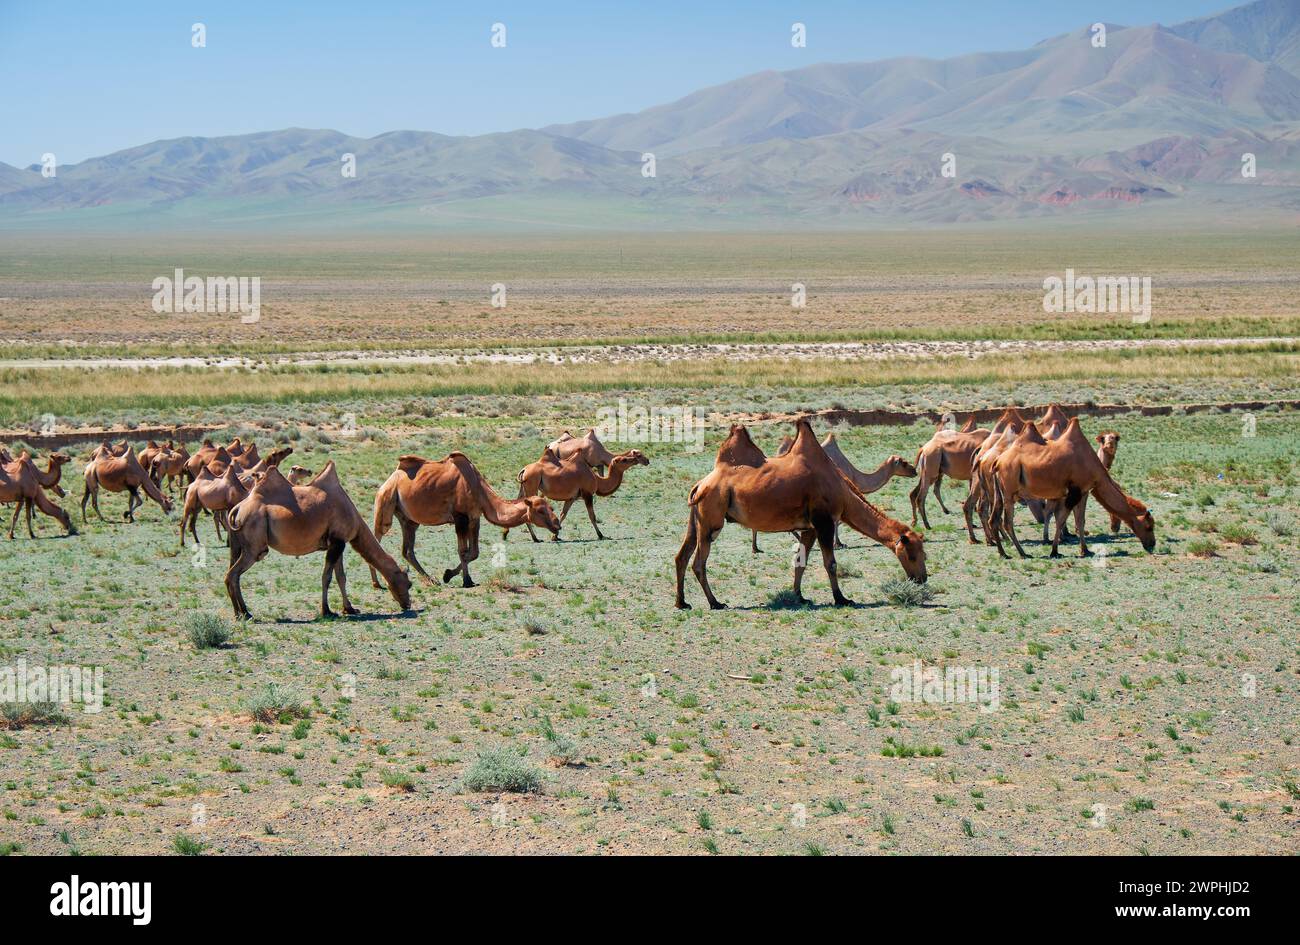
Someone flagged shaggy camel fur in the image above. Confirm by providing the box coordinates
[909,416,989,529]
[371,452,561,589]
[675,421,927,610]
[754,433,916,552]
[509,449,649,541]
[225,462,411,619]
[180,466,248,546]
[546,429,616,472]
[82,445,173,522]
[988,419,1155,559]
[0,453,74,538]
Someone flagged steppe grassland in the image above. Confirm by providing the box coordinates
[0,376,1296,854]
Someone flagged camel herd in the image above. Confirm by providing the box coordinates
[0,404,1155,618]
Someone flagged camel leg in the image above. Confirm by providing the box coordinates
[225,543,257,620]
[444,514,478,587]
[398,514,435,586]
[583,493,606,540]
[790,529,817,605]
[30,489,73,536]
[123,486,138,522]
[1073,495,1089,558]
[319,538,347,617]
[24,498,35,538]
[7,501,19,540]
[691,523,725,610]
[751,530,760,553]
[813,512,852,606]
[910,478,934,530]
[933,475,950,516]
[833,522,846,550]
[675,512,699,609]
[333,543,359,615]
[558,498,574,524]
[463,518,482,587]
[1001,491,1029,559]
[962,479,982,544]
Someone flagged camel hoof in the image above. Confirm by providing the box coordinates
[343,606,360,616]
[675,600,690,610]
[1049,551,1062,559]
[1079,550,1093,558]
[442,569,456,584]
[320,608,337,619]
[834,597,855,607]
[463,580,477,589]
[708,601,727,610]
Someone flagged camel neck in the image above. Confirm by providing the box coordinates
[1090,470,1133,521]
[474,473,531,527]
[593,464,626,496]
[350,525,402,578]
[841,491,903,546]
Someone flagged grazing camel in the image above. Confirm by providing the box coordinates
[370,452,561,589]
[755,432,916,551]
[4,451,71,534]
[225,462,412,619]
[988,418,1155,559]
[675,421,927,610]
[509,449,649,541]
[180,466,248,546]
[909,416,990,529]
[82,445,173,522]
[1093,432,1124,534]
[287,464,314,485]
[546,429,616,472]
[0,453,75,538]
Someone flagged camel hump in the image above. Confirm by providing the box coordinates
[822,432,836,446]
[221,465,240,481]
[396,454,428,472]
[309,461,340,487]
[1018,424,1046,444]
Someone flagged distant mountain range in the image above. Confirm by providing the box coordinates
[4,0,1300,229]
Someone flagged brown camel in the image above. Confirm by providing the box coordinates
[139,440,165,476]
[0,453,75,538]
[755,432,916,551]
[151,444,190,494]
[224,462,411,619]
[4,451,71,535]
[232,442,262,470]
[82,444,173,522]
[1022,404,1074,541]
[235,446,294,485]
[675,421,927,610]
[509,449,649,541]
[909,416,990,529]
[180,466,248,546]
[1094,432,1123,534]
[988,418,1155,559]
[287,464,315,485]
[546,429,616,472]
[184,440,222,482]
[963,407,1028,544]
[370,452,561,589]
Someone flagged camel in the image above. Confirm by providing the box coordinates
[1096,432,1123,534]
[0,453,75,538]
[546,429,616,472]
[138,440,165,476]
[235,446,293,485]
[754,432,916,551]
[962,407,1028,544]
[287,464,314,485]
[82,444,173,522]
[909,416,990,529]
[370,452,561,589]
[224,462,411,619]
[231,442,261,470]
[184,440,222,482]
[1022,405,1074,541]
[4,451,71,534]
[151,444,190,494]
[180,465,248,546]
[988,418,1155,559]
[675,421,927,610]
[509,449,649,541]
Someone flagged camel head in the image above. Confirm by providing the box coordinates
[387,567,413,612]
[264,446,293,468]
[887,454,918,478]
[524,496,562,536]
[1125,496,1156,552]
[611,449,650,470]
[159,493,175,514]
[893,530,928,584]
[1095,431,1120,459]
[287,464,314,485]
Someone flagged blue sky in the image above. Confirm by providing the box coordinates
[0,0,1239,166]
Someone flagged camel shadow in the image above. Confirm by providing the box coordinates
[273,608,423,625]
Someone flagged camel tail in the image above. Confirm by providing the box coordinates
[373,477,399,543]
